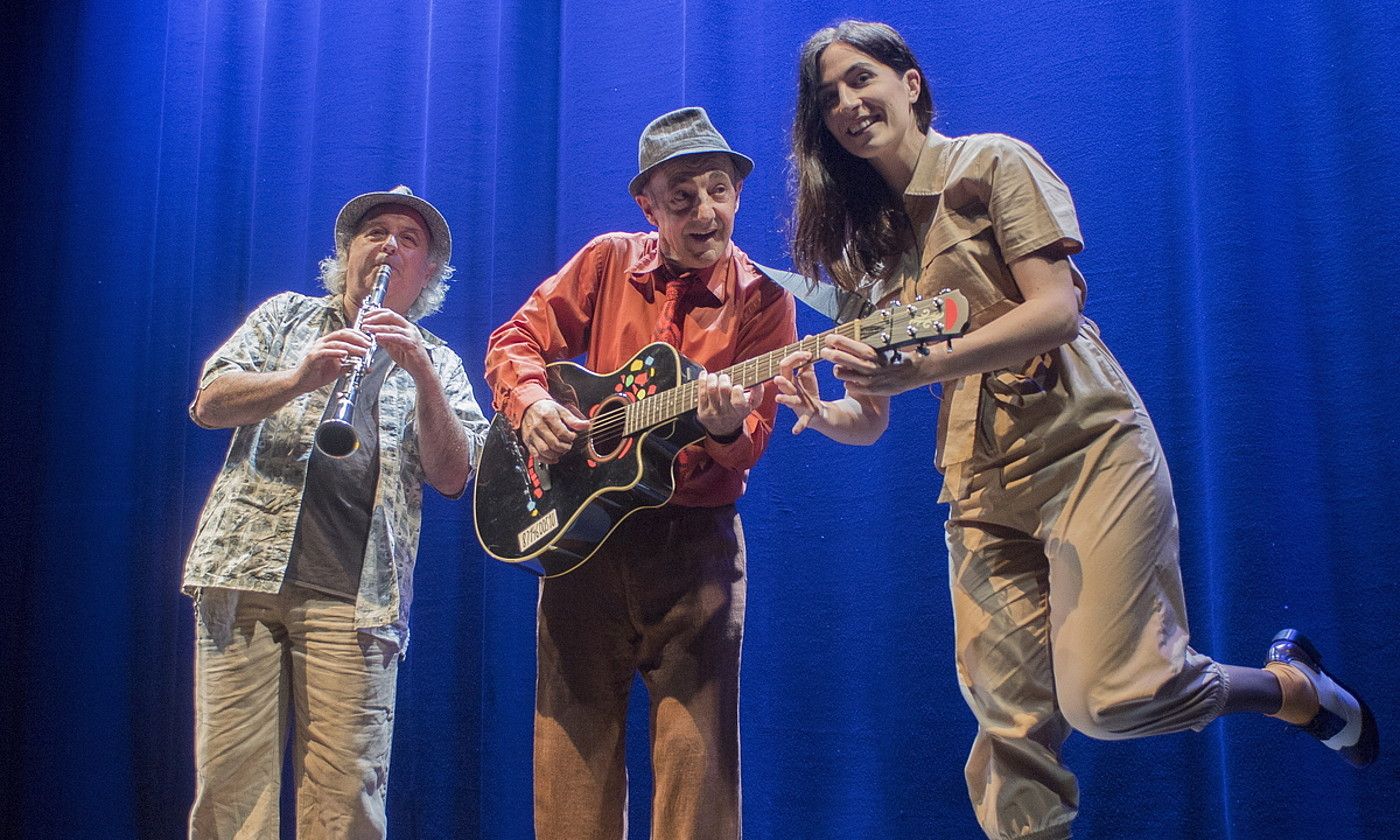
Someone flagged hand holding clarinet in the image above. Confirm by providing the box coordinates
[315,264,392,456]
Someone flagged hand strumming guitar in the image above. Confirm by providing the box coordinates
[521,398,590,464]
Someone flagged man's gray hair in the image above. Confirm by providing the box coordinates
[318,249,455,321]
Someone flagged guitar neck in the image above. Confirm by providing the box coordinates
[621,319,867,435]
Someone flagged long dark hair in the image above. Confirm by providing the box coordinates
[790,21,933,292]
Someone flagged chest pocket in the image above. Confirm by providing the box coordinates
[920,207,991,265]
[917,207,1017,329]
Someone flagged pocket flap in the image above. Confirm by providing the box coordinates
[921,210,992,267]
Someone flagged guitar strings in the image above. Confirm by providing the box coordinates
[579,323,887,445]
[549,302,968,463]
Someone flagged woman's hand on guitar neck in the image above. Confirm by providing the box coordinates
[820,333,938,398]
[521,399,590,464]
[776,346,891,446]
[774,350,825,434]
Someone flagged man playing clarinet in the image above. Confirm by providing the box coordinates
[182,185,488,839]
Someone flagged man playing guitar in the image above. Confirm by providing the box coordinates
[482,107,796,840]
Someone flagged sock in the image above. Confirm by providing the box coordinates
[1265,660,1320,725]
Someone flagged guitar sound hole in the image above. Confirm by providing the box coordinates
[586,396,630,462]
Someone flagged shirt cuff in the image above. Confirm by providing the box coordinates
[702,425,756,471]
[706,426,744,445]
[188,367,236,428]
[504,383,553,429]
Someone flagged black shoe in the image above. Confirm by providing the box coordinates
[1267,629,1378,768]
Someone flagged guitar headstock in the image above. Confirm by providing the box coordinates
[859,288,970,357]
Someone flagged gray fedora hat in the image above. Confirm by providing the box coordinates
[334,185,451,267]
[628,107,754,197]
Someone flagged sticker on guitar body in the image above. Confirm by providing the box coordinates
[517,508,560,553]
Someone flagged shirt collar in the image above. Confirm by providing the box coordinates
[319,293,350,326]
[626,233,730,307]
[903,131,954,198]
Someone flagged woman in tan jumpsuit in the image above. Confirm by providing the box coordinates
[774,19,1377,840]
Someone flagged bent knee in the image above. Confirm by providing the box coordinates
[1058,692,1150,741]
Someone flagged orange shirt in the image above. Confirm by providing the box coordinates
[485,232,797,507]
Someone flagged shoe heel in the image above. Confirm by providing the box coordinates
[1272,628,1323,665]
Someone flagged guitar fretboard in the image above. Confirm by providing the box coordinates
[621,317,879,435]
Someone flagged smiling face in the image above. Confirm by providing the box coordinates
[343,205,436,316]
[635,153,742,271]
[816,41,924,168]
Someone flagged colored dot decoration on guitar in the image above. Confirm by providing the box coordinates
[590,355,660,467]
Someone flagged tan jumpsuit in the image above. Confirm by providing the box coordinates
[879,133,1229,840]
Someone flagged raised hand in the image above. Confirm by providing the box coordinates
[360,307,432,380]
[295,327,373,393]
[774,348,828,434]
[821,333,931,397]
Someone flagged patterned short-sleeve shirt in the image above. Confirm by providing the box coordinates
[183,291,489,650]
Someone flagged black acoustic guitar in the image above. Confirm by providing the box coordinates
[473,290,970,577]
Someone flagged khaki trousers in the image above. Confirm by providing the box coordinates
[189,586,399,840]
[946,324,1227,840]
[534,505,746,840]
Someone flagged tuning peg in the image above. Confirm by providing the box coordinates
[917,344,930,356]
[906,325,917,336]
[890,349,904,364]
[945,337,955,353]
[890,299,901,307]
[914,294,924,301]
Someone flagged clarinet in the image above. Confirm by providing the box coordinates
[314,264,392,457]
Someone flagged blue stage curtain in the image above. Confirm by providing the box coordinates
[2,1,1396,838]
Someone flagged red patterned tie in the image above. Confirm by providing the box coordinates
[652,273,694,347]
